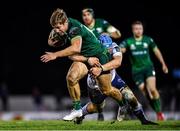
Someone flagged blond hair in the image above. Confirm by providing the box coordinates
[50,8,68,27]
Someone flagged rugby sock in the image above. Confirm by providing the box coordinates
[133,105,148,123]
[152,98,161,113]
[148,98,161,113]
[73,101,81,110]
[82,104,89,116]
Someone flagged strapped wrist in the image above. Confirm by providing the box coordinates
[100,65,104,72]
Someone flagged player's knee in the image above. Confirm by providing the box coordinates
[150,88,159,97]
[66,73,78,86]
[122,87,134,101]
[88,103,98,113]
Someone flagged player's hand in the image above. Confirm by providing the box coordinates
[87,57,100,67]
[40,52,57,63]
[162,64,168,74]
[90,67,102,78]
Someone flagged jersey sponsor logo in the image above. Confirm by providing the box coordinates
[143,42,148,48]
[130,44,136,50]
[96,27,103,33]
[135,41,142,45]
[132,50,147,55]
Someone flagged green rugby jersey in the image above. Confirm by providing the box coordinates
[87,18,110,38]
[67,18,106,57]
[120,35,157,72]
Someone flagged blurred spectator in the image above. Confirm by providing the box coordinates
[32,85,43,111]
[174,83,180,111]
[172,69,180,111]
[0,81,9,111]
[54,88,63,110]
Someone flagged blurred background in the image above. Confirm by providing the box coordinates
[0,0,180,120]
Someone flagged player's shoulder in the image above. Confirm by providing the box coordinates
[69,18,82,26]
[126,37,135,43]
[68,18,83,37]
[143,35,154,42]
[96,18,109,24]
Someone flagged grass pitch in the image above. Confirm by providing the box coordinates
[0,120,179,130]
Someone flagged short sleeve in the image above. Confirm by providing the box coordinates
[149,37,157,50]
[69,27,82,40]
[102,19,111,31]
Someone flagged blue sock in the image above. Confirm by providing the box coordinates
[133,104,148,123]
[82,103,90,116]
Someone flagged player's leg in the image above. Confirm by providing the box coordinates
[97,73,124,106]
[121,86,157,125]
[112,73,157,124]
[82,102,105,116]
[132,71,146,96]
[96,52,124,106]
[63,62,88,121]
[146,76,165,120]
[111,72,127,121]
[75,87,106,124]
[66,62,88,107]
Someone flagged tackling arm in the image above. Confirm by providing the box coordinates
[101,55,122,72]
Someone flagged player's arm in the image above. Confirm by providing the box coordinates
[41,36,82,63]
[102,19,121,39]
[69,55,100,67]
[101,46,123,71]
[119,40,128,53]
[101,55,122,71]
[90,55,122,77]
[107,25,121,39]
[69,54,87,62]
[153,47,168,74]
[90,46,123,77]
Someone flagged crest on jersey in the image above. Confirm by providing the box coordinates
[130,44,136,50]
[96,27,103,33]
[143,42,148,48]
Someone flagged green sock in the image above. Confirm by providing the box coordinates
[73,101,81,110]
[150,98,161,113]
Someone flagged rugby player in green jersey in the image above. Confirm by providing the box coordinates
[120,21,168,121]
[82,8,121,120]
[82,8,121,39]
[41,8,124,121]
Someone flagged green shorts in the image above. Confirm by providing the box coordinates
[132,66,156,87]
